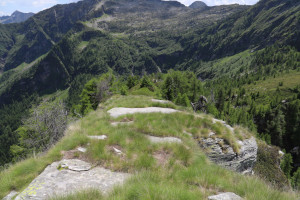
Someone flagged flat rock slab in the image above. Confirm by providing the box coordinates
[111,121,134,126]
[77,147,87,153]
[88,135,107,140]
[3,191,19,200]
[108,107,178,118]
[60,159,91,171]
[113,147,123,155]
[15,159,130,200]
[151,99,170,104]
[147,135,182,144]
[208,192,243,200]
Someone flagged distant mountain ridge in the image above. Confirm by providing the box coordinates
[0,11,34,24]
[0,0,298,106]
[189,1,208,9]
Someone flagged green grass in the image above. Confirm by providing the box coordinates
[194,50,253,79]
[78,41,89,51]
[244,70,300,100]
[0,95,298,199]
[102,95,177,110]
[51,189,103,200]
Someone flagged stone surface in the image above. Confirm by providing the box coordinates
[77,147,87,153]
[15,159,130,200]
[199,137,257,174]
[111,121,134,126]
[151,99,170,104]
[278,150,285,158]
[146,135,182,144]
[107,107,178,118]
[88,135,107,140]
[60,159,91,171]
[113,147,123,155]
[208,192,243,200]
[3,191,19,200]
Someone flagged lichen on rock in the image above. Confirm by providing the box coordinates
[199,135,257,174]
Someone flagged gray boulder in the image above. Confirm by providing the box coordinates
[15,159,130,200]
[199,136,257,174]
[208,192,243,200]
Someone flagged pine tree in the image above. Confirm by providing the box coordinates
[292,167,300,190]
[280,153,293,179]
[162,76,175,100]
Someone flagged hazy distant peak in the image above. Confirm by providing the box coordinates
[0,10,34,24]
[189,1,208,9]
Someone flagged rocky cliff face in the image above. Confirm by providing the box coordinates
[199,134,258,174]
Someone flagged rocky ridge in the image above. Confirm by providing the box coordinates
[107,105,257,174]
[3,101,258,199]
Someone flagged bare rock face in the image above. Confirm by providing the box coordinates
[59,159,91,171]
[146,135,182,144]
[208,192,243,200]
[88,135,107,140]
[15,159,130,200]
[3,191,19,200]
[199,136,257,174]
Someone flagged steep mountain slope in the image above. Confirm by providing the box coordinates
[0,0,247,71]
[1,0,105,71]
[179,0,300,63]
[0,0,248,103]
[0,11,34,24]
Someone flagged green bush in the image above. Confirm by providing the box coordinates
[253,142,289,188]
[175,93,190,107]
[292,167,300,190]
[281,153,293,179]
[140,76,155,92]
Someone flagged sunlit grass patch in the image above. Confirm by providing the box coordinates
[51,189,103,200]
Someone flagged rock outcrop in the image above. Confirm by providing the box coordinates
[208,192,243,200]
[146,135,182,144]
[15,159,129,200]
[108,107,178,118]
[199,135,257,174]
